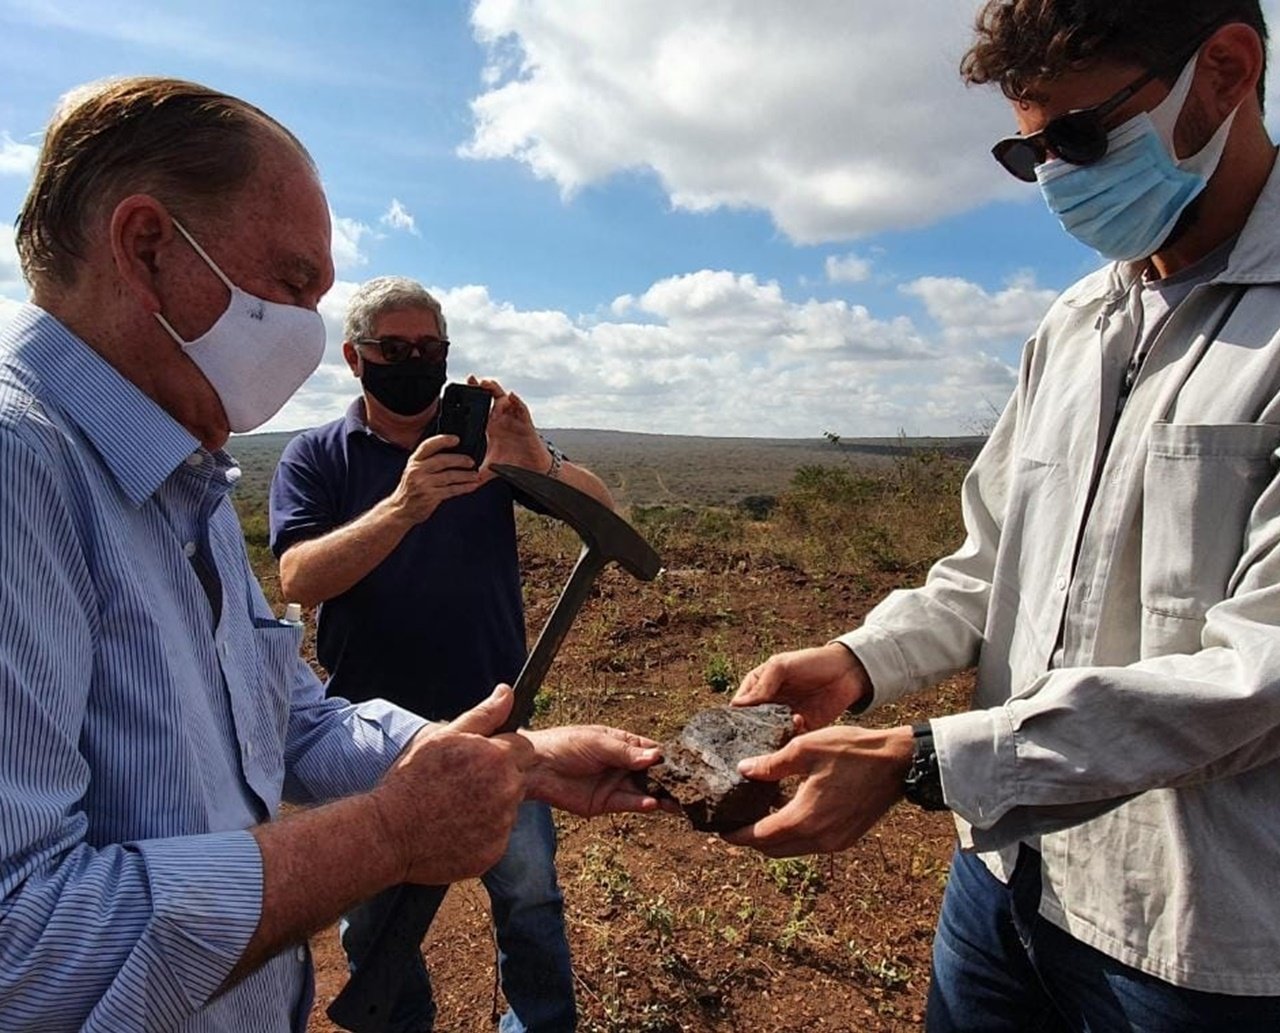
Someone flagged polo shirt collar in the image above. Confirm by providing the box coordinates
[8,304,201,506]
[343,396,373,437]
[343,395,439,447]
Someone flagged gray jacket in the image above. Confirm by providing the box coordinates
[842,152,1280,994]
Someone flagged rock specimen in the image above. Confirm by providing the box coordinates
[648,704,794,832]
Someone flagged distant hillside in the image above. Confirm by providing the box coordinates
[228,427,984,508]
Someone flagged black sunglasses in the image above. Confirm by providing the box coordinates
[990,23,1224,183]
[355,335,450,364]
[991,65,1162,182]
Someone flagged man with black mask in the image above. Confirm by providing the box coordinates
[269,275,612,1032]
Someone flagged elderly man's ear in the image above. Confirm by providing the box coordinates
[108,195,175,315]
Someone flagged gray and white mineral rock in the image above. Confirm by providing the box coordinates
[648,703,794,833]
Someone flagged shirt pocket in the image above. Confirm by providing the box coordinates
[1141,422,1280,655]
[247,618,303,752]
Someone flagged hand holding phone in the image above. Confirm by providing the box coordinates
[438,383,492,466]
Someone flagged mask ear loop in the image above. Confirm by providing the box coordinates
[1147,51,1202,150]
[154,217,238,344]
[1148,48,1240,176]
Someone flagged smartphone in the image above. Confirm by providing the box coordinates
[438,383,491,466]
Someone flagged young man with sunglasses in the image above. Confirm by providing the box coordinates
[727,2,1280,1030]
[269,276,612,1032]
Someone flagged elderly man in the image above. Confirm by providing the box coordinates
[0,77,661,1033]
[732,2,1280,1030]
[268,276,612,1032]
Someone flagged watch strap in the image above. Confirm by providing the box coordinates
[903,723,948,812]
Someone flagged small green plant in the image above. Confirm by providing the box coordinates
[849,946,913,989]
[530,688,554,721]
[776,910,816,953]
[765,856,824,898]
[578,844,633,904]
[638,895,675,942]
[703,652,734,693]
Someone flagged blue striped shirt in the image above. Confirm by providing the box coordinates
[0,305,426,1031]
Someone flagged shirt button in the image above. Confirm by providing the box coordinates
[183,541,197,558]
[1055,576,1068,592]
[244,740,253,759]
[185,452,203,467]
[295,946,307,963]
[224,466,242,485]
[218,640,229,657]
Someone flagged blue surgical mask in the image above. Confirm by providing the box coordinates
[1036,55,1238,262]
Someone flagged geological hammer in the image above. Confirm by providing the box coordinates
[327,464,661,1032]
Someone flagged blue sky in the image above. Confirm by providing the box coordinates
[2,0,1278,437]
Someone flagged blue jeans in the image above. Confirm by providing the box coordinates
[340,801,575,1033]
[928,845,1280,1032]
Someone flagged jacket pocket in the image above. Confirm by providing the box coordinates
[1141,422,1280,655]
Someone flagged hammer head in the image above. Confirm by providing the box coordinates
[492,463,661,580]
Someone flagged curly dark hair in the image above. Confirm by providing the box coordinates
[961,0,1269,105]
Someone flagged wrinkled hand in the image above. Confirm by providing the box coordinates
[371,686,533,884]
[388,433,482,525]
[733,642,870,732]
[466,375,551,475]
[722,725,914,857]
[521,723,666,817]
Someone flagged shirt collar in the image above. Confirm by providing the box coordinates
[4,304,202,506]
[1218,148,1280,285]
[343,396,372,437]
[343,395,439,447]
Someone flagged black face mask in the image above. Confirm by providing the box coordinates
[360,358,447,416]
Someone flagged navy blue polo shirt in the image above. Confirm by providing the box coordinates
[268,399,528,720]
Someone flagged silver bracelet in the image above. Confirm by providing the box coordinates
[545,444,564,479]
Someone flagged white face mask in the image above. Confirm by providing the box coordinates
[153,220,326,433]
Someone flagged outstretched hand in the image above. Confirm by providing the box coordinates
[520,722,667,817]
[722,725,914,858]
[733,642,871,732]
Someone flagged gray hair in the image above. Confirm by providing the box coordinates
[344,276,448,341]
[17,76,313,289]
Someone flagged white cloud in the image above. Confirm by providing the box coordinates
[0,132,39,177]
[0,224,26,295]
[900,273,1058,349]
[463,0,1020,244]
[380,198,420,236]
[825,252,872,284]
[330,211,373,273]
[2,0,385,86]
[263,267,1028,439]
[0,225,27,336]
[464,2,1280,242]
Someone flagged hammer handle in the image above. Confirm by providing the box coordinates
[325,884,446,1033]
[502,544,605,733]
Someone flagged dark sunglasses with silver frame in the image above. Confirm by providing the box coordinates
[990,25,1221,182]
[354,335,450,364]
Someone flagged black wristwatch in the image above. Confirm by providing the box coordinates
[903,723,949,812]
